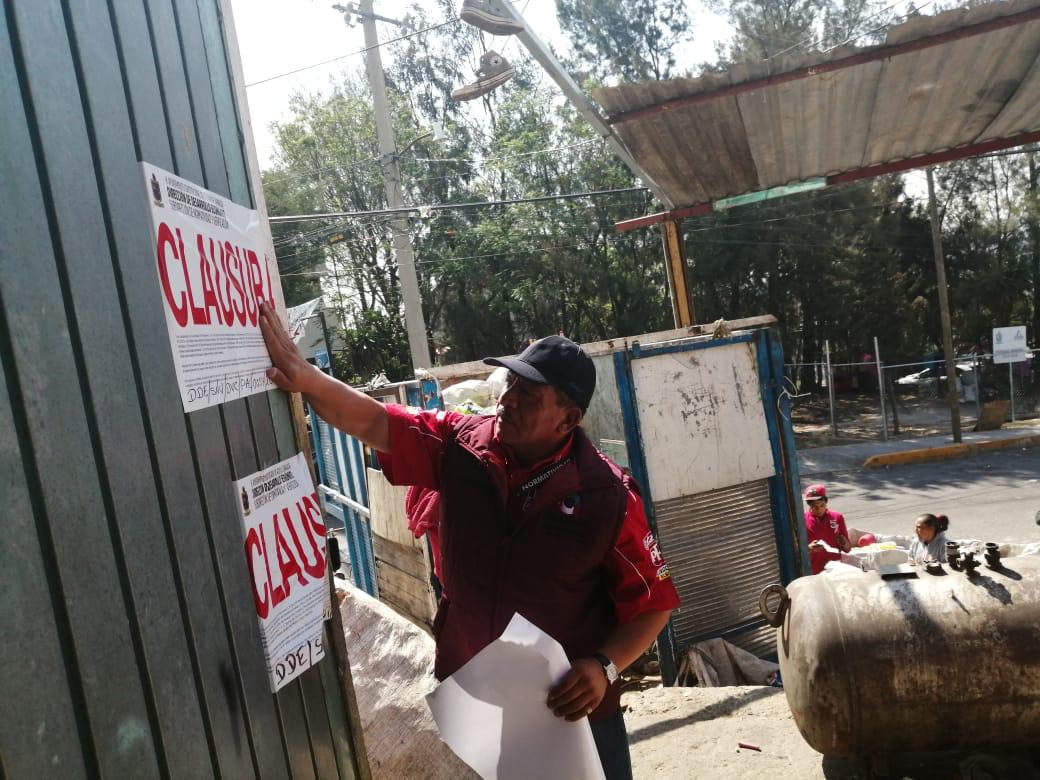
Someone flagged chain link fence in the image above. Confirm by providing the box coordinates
[784,347,1040,446]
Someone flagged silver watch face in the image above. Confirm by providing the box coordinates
[604,662,619,683]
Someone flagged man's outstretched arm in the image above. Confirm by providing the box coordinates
[259,301,390,453]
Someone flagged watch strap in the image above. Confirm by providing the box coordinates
[591,652,614,673]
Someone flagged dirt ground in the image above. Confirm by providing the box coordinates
[622,686,1040,780]
[791,390,1040,449]
[623,686,834,779]
[792,394,977,448]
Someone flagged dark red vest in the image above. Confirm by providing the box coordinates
[432,415,628,722]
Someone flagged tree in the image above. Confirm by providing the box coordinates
[260,0,1037,387]
[556,0,691,82]
[710,0,894,64]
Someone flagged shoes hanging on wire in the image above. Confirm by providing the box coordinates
[460,0,523,36]
[451,50,514,102]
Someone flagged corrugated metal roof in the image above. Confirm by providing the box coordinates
[594,0,1040,211]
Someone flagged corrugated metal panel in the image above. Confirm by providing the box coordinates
[728,625,777,660]
[318,418,340,491]
[594,0,1040,209]
[654,480,782,658]
[1,1,360,776]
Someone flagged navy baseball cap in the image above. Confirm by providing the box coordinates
[484,335,596,412]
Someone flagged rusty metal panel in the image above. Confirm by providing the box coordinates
[780,557,1040,756]
[594,0,1040,209]
[982,30,1040,138]
[864,25,1039,165]
[654,481,782,657]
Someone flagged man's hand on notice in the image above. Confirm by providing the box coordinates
[808,540,823,551]
[546,658,608,722]
[259,301,318,394]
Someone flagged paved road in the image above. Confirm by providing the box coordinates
[798,445,1040,544]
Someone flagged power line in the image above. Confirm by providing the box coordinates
[245,16,459,88]
[268,186,648,223]
[761,0,934,63]
[246,0,533,89]
[399,139,603,166]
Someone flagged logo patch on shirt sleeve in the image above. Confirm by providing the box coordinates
[649,543,664,567]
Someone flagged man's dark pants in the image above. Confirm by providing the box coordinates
[591,709,634,780]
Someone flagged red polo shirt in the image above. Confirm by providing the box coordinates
[805,508,848,574]
[377,405,679,623]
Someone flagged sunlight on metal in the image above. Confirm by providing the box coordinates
[605,4,1040,127]
[599,0,1040,217]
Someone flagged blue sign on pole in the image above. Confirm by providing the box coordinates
[314,348,330,369]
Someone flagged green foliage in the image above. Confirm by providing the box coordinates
[556,0,691,81]
[335,309,411,384]
[710,0,894,63]
[261,1,1040,385]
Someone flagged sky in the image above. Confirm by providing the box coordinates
[229,0,735,170]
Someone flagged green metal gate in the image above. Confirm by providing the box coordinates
[1,1,364,777]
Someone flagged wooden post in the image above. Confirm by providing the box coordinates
[661,218,694,327]
[926,166,963,443]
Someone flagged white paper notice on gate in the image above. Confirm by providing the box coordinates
[234,453,329,692]
[142,162,277,412]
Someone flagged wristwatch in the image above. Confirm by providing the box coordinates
[592,652,619,684]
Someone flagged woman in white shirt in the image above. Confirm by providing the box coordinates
[909,513,950,563]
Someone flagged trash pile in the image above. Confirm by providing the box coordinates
[675,638,781,688]
[440,367,507,415]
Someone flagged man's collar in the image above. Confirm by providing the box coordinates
[494,430,575,488]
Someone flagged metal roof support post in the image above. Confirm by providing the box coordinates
[660,219,694,327]
[926,166,963,443]
[487,1,674,210]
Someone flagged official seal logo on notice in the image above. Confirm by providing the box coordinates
[151,173,163,206]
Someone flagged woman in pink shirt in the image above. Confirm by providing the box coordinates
[803,484,851,574]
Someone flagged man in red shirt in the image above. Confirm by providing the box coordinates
[260,303,678,779]
[803,484,851,574]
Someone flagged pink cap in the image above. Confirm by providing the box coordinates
[857,533,877,547]
[803,484,827,502]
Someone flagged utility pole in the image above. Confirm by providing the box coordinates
[346,0,432,369]
[926,166,962,443]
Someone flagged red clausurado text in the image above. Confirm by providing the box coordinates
[156,222,275,328]
[245,492,327,620]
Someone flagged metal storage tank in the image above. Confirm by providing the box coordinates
[766,557,1040,758]
[1,1,366,776]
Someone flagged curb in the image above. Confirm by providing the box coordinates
[863,433,1040,468]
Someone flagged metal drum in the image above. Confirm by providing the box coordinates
[760,555,1040,757]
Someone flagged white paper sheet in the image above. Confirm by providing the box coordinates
[233,453,328,691]
[141,162,277,412]
[426,614,606,780]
